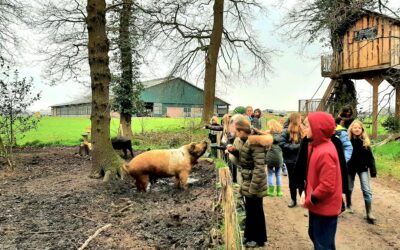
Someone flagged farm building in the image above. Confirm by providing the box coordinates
[50,77,230,118]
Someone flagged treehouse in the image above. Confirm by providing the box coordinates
[320,10,400,138]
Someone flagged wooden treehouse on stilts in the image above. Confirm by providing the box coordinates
[303,10,400,138]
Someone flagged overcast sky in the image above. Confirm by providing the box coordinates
[19,0,399,113]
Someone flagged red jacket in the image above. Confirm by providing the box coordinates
[304,112,342,216]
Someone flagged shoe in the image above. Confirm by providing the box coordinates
[346,206,354,214]
[244,241,258,248]
[282,164,288,176]
[288,200,297,208]
[267,186,275,197]
[276,186,283,197]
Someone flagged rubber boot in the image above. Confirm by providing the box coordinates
[276,186,283,197]
[365,201,376,224]
[267,186,275,197]
[346,193,354,213]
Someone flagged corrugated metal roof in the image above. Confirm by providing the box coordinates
[51,97,91,107]
[142,76,177,88]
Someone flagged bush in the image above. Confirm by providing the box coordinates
[382,116,400,133]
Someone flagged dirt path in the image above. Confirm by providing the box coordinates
[264,175,400,250]
[0,147,220,250]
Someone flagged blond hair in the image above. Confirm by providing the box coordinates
[210,115,219,124]
[267,119,283,133]
[222,114,231,135]
[348,120,371,148]
[288,112,303,143]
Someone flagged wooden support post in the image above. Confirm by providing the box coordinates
[396,84,400,119]
[365,75,384,139]
[317,79,336,112]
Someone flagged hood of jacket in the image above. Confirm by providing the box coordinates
[247,134,273,147]
[308,112,335,146]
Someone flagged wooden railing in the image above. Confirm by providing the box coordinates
[321,54,342,77]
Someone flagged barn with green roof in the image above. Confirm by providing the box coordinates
[50,77,230,118]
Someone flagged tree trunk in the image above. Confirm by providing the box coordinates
[86,0,123,179]
[118,0,134,139]
[202,0,224,123]
[119,113,133,140]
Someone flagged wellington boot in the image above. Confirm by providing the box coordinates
[267,186,275,197]
[276,186,283,197]
[365,201,376,224]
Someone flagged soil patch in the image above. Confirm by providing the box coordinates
[0,147,220,250]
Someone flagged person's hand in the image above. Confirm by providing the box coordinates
[300,191,306,208]
[226,145,235,152]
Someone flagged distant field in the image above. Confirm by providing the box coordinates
[17,116,202,147]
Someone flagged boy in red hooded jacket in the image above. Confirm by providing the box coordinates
[300,112,342,250]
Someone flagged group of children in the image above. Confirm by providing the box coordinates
[206,105,377,249]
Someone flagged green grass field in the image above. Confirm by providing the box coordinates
[15,116,399,179]
[373,141,400,179]
[17,116,202,147]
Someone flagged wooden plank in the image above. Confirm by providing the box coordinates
[382,19,391,63]
[343,32,349,70]
[341,63,391,76]
[397,84,400,119]
[365,75,384,139]
[359,17,368,68]
[391,25,400,67]
[356,19,363,69]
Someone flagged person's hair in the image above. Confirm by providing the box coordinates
[339,105,354,118]
[235,118,251,134]
[288,112,303,143]
[245,106,253,114]
[222,114,231,134]
[210,115,219,124]
[253,108,262,118]
[267,119,282,133]
[348,120,371,148]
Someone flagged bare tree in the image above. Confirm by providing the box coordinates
[138,0,273,122]
[86,0,123,180]
[0,0,25,62]
[32,0,88,85]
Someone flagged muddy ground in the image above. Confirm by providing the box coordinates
[0,147,220,250]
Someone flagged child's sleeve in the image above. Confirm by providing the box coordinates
[367,147,377,178]
[339,131,353,163]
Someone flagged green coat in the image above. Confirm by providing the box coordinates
[265,133,283,169]
[234,135,272,198]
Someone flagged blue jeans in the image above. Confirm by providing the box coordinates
[348,171,372,203]
[267,166,281,187]
[308,212,338,250]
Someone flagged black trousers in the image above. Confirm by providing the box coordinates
[287,162,303,201]
[244,196,267,244]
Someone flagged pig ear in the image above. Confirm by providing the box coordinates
[189,143,196,153]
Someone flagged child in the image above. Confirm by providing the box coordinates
[279,112,304,207]
[252,108,262,129]
[207,116,220,157]
[227,118,272,248]
[263,119,283,197]
[347,120,377,224]
[299,112,342,250]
